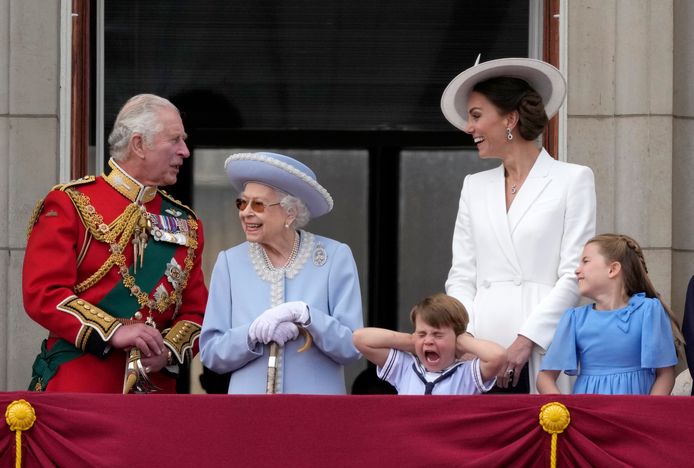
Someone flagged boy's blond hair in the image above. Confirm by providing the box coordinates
[409,293,469,336]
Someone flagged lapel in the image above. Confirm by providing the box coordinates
[486,164,521,270]
[507,149,554,234]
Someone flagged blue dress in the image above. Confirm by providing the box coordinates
[540,293,677,394]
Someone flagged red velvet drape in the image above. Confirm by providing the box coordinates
[2,392,693,467]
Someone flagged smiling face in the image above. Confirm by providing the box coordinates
[136,108,190,186]
[237,182,288,246]
[575,242,615,300]
[464,91,513,159]
[413,316,458,373]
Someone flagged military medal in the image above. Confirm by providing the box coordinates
[148,213,194,247]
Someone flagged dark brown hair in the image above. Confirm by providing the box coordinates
[410,293,469,336]
[587,233,685,356]
[473,76,548,141]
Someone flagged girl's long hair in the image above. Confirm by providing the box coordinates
[588,233,685,358]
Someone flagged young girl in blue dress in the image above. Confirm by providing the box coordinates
[537,234,684,395]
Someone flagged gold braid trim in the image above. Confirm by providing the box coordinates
[163,320,201,364]
[26,198,44,240]
[56,175,96,191]
[67,188,142,293]
[57,295,122,345]
[77,327,94,351]
[67,189,198,314]
[66,188,141,244]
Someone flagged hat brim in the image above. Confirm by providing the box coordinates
[224,153,333,219]
[440,58,566,132]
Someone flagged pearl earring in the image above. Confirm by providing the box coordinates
[506,127,513,141]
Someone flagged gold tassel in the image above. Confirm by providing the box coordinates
[131,207,150,274]
[539,402,571,468]
[137,210,149,269]
[5,399,36,468]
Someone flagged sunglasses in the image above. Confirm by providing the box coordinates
[235,198,281,213]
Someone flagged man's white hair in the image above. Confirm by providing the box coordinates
[107,94,180,161]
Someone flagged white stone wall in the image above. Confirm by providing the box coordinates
[566,0,680,309]
[1,0,61,391]
[672,0,694,321]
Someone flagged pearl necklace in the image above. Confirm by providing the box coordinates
[262,232,300,271]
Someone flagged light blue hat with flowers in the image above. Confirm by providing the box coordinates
[224,152,334,219]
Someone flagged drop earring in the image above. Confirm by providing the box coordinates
[506,127,513,141]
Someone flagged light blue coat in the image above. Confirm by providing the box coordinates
[200,231,363,394]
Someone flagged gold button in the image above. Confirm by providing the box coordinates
[134,311,142,320]
[77,300,84,305]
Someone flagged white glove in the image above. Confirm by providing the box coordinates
[271,322,300,346]
[248,301,309,345]
[248,314,277,345]
[269,301,310,324]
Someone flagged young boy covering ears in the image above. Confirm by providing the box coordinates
[352,294,506,395]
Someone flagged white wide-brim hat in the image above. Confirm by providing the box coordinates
[224,152,334,219]
[441,57,567,131]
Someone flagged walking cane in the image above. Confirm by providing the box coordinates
[265,327,313,394]
[265,342,280,394]
[123,348,161,394]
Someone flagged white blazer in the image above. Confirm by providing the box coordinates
[445,149,596,392]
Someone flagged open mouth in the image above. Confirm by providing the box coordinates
[473,136,485,145]
[424,351,440,363]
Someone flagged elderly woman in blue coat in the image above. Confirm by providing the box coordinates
[200,152,363,394]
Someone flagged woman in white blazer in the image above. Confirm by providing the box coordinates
[440,58,596,393]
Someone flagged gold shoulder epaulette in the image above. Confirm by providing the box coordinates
[53,175,96,192]
[158,190,198,219]
[27,176,96,239]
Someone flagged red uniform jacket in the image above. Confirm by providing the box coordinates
[23,162,208,393]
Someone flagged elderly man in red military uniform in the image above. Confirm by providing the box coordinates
[23,94,208,393]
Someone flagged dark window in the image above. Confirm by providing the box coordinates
[103,1,529,133]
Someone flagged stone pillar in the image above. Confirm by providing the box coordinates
[672,0,694,317]
[0,0,61,391]
[566,0,675,303]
